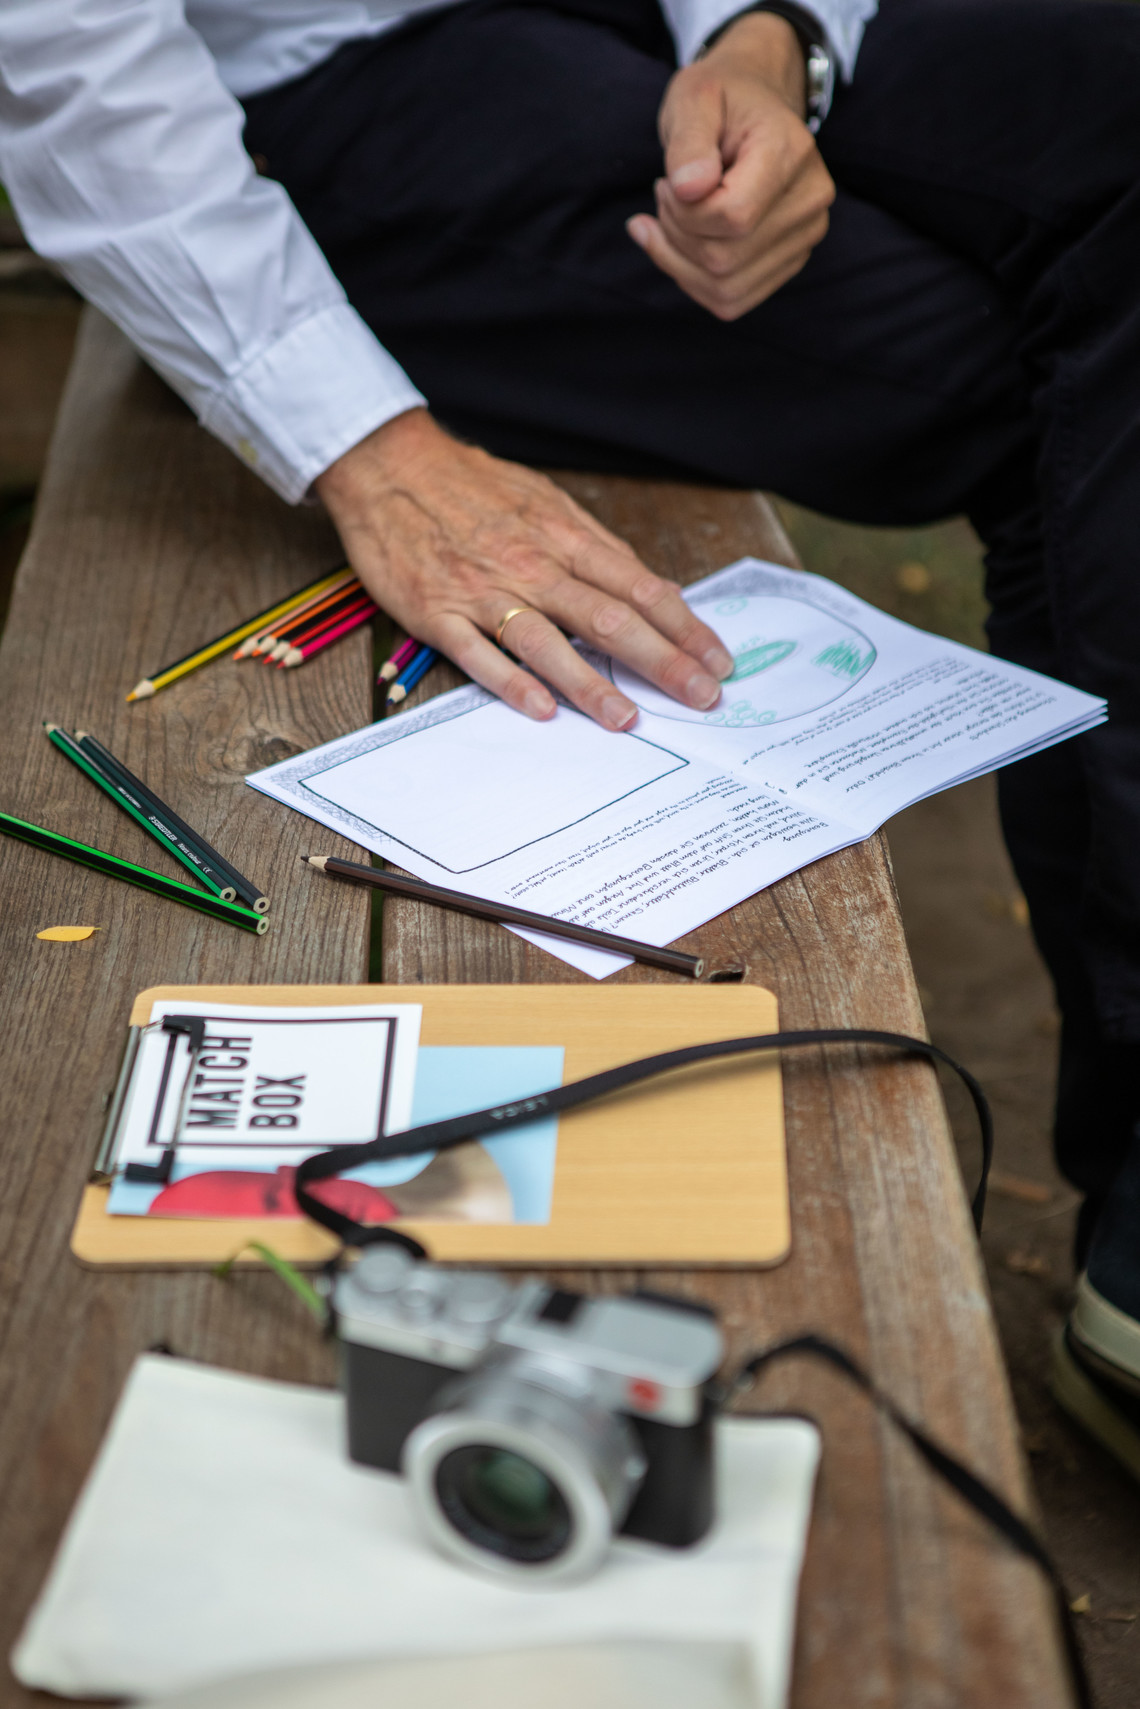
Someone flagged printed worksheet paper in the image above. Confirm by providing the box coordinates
[248,560,1104,977]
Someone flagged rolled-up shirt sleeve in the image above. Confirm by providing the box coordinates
[0,0,426,503]
[661,0,878,78]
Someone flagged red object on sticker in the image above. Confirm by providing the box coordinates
[627,1377,662,1411]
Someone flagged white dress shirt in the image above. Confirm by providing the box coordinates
[0,0,877,503]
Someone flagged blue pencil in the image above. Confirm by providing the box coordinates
[387,645,438,707]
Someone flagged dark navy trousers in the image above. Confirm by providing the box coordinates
[245,0,1140,1231]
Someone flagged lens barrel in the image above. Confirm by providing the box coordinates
[402,1357,647,1582]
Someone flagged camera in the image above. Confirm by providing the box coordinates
[334,1248,724,1583]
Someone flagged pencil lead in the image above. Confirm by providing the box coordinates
[127,679,154,702]
[299,854,310,863]
[43,721,59,733]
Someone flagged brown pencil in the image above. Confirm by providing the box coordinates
[300,853,704,977]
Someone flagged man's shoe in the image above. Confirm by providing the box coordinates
[1051,1274,1140,1483]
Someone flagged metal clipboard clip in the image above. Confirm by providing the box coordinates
[120,1015,207,1185]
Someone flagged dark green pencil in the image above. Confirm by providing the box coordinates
[44,725,238,901]
[0,810,269,933]
[75,729,269,914]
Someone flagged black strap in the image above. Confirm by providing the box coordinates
[735,1335,1092,1709]
[293,1027,992,1255]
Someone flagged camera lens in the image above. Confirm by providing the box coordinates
[403,1357,647,1583]
[435,1445,571,1561]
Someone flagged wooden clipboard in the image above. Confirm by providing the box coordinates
[72,982,787,1269]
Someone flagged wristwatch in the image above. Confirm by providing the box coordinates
[700,3,835,133]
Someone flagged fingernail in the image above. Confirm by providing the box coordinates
[524,689,555,719]
[704,645,735,679]
[604,695,637,729]
[626,217,650,247]
[688,673,721,711]
[670,160,713,190]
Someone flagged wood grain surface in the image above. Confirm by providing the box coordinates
[0,312,1071,1706]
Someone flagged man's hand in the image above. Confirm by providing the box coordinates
[628,12,835,320]
[315,409,734,731]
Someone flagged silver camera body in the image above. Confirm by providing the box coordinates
[334,1248,724,1583]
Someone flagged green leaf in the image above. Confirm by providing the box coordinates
[212,1240,325,1321]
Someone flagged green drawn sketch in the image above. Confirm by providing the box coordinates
[703,700,777,728]
[813,639,872,679]
[727,639,797,681]
[610,591,877,725]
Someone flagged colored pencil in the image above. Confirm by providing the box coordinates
[1,810,268,933]
[377,636,418,685]
[75,731,269,914]
[259,579,366,660]
[44,725,238,901]
[387,645,438,706]
[235,569,357,657]
[280,600,377,668]
[127,565,350,699]
[266,587,375,663]
[300,855,702,975]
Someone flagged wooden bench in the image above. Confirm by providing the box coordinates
[0,308,1072,1707]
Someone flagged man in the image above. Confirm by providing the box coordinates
[3,0,1140,1475]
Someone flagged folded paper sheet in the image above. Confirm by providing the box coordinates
[248,559,1105,977]
[12,1356,820,1708]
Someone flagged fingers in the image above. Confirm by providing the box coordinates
[434,610,640,732]
[429,613,560,723]
[554,538,734,682]
[660,70,725,203]
[628,209,823,318]
[643,49,834,321]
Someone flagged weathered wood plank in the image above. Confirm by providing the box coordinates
[0,312,371,1704]
[383,474,1072,1708]
[0,314,1070,1708]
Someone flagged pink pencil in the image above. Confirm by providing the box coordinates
[234,569,357,658]
[279,601,378,668]
[273,591,375,663]
[377,635,418,684]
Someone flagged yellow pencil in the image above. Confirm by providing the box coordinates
[126,565,350,700]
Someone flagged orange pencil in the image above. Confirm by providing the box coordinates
[279,600,377,667]
[261,583,367,662]
[232,570,355,657]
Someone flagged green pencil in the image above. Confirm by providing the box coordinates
[0,810,269,934]
[43,725,238,902]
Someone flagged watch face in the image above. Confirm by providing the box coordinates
[806,45,829,97]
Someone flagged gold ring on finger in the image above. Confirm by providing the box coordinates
[496,606,539,650]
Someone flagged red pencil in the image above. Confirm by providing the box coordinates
[234,570,357,658]
[262,586,372,663]
[279,602,377,667]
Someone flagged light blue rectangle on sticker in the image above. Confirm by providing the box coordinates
[349,1046,563,1223]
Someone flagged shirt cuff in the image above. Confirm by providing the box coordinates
[194,302,427,504]
[666,0,877,79]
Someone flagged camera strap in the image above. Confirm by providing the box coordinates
[735,1335,1093,1709]
[293,1027,992,1256]
[293,1039,1089,1706]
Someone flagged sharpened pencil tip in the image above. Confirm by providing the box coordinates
[299,854,310,863]
[43,721,59,733]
